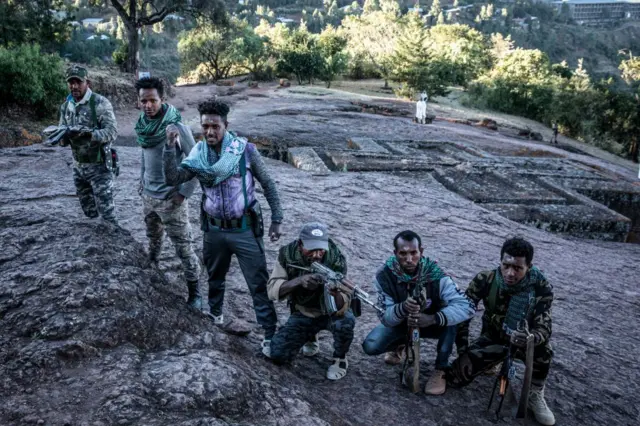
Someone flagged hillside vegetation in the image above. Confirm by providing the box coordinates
[1,0,639,161]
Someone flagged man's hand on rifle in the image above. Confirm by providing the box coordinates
[299,273,324,291]
[403,297,421,315]
[67,128,91,140]
[510,329,532,348]
[411,313,436,329]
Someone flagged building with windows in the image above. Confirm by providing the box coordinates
[554,0,640,25]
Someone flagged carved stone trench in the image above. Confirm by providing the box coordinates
[262,137,640,243]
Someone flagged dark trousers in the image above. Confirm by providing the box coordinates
[203,227,277,338]
[448,334,553,388]
[362,323,457,370]
[270,311,356,362]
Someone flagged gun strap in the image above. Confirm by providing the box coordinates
[89,94,97,128]
[240,152,248,230]
[486,271,498,312]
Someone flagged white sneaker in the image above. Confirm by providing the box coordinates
[326,357,348,381]
[302,341,320,357]
[528,385,556,426]
[261,339,271,358]
[212,314,224,325]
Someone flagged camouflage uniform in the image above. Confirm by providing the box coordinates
[448,268,554,388]
[142,195,200,281]
[59,68,118,224]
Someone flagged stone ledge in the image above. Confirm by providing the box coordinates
[347,137,390,154]
[287,147,331,175]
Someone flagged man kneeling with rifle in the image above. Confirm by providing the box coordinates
[266,222,355,380]
[362,230,475,395]
[448,237,555,425]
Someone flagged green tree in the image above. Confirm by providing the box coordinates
[489,33,514,63]
[391,13,449,97]
[428,24,490,86]
[178,17,241,81]
[620,52,640,88]
[95,0,226,74]
[470,48,559,119]
[0,44,66,116]
[235,22,271,80]
[275,25,323,84]
[342,9,401,88]
[0,0,72,51]
[363,0,380,14]
[317,25,348,87]
[430,0,442,18]
[437,11,445,25]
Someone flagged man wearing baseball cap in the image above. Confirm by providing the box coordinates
[266,222,356,380]
[57,65,119,224]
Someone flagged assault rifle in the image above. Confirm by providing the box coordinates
[43,124,93,146]
[287,262,383,315]
[487,320,534,419]
[401,282,425,394]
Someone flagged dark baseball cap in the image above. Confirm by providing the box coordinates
[299,222,329,251]
[66,65,88,82]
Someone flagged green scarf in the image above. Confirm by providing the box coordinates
[280,239,347,311]
[135,104,182,148]
[495,266,541,334]
[385,256,445,286]
[282,238,347,273]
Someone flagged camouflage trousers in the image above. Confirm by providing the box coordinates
[447,334,553,388]
[142,194,200,282]
[73,163,117,224]
[270,311,356,362]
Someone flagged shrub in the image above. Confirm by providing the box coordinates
[0,44,66,117]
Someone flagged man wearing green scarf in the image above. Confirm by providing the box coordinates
[266,223,355,380]
[362,230,475,395]
[448,237,555,426]
[135,77,201,308]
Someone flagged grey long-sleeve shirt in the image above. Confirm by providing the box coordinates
[140,122,198,200]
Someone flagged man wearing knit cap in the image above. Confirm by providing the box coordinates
[266,222,355,380]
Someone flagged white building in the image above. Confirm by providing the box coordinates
[554,0,640,24]
[82,18,104,29]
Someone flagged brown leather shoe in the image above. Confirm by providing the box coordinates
[384,345,405,365]
[424,370,447,395]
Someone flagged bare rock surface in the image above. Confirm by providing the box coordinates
[1,143,639,425]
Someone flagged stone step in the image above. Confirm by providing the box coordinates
[347,137,390,154]
[287,147,331,175]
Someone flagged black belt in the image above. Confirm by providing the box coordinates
[207,214,252,230]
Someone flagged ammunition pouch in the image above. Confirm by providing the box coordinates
[103,145,120,176]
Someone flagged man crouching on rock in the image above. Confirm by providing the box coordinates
[448,237,556,425]
[362,230,475,395]
[265,223,356,381]
[163,99,282,353]
[134,77,201,309]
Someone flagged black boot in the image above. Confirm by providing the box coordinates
[187,280,202,310]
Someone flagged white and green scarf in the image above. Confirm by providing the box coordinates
[181,131,247,187]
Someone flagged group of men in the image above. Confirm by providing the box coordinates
[55,66,556,425]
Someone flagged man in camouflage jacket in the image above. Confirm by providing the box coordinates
[448,237,555,426]
[58,65,118,224]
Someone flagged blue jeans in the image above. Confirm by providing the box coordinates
[362,323,457,370]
